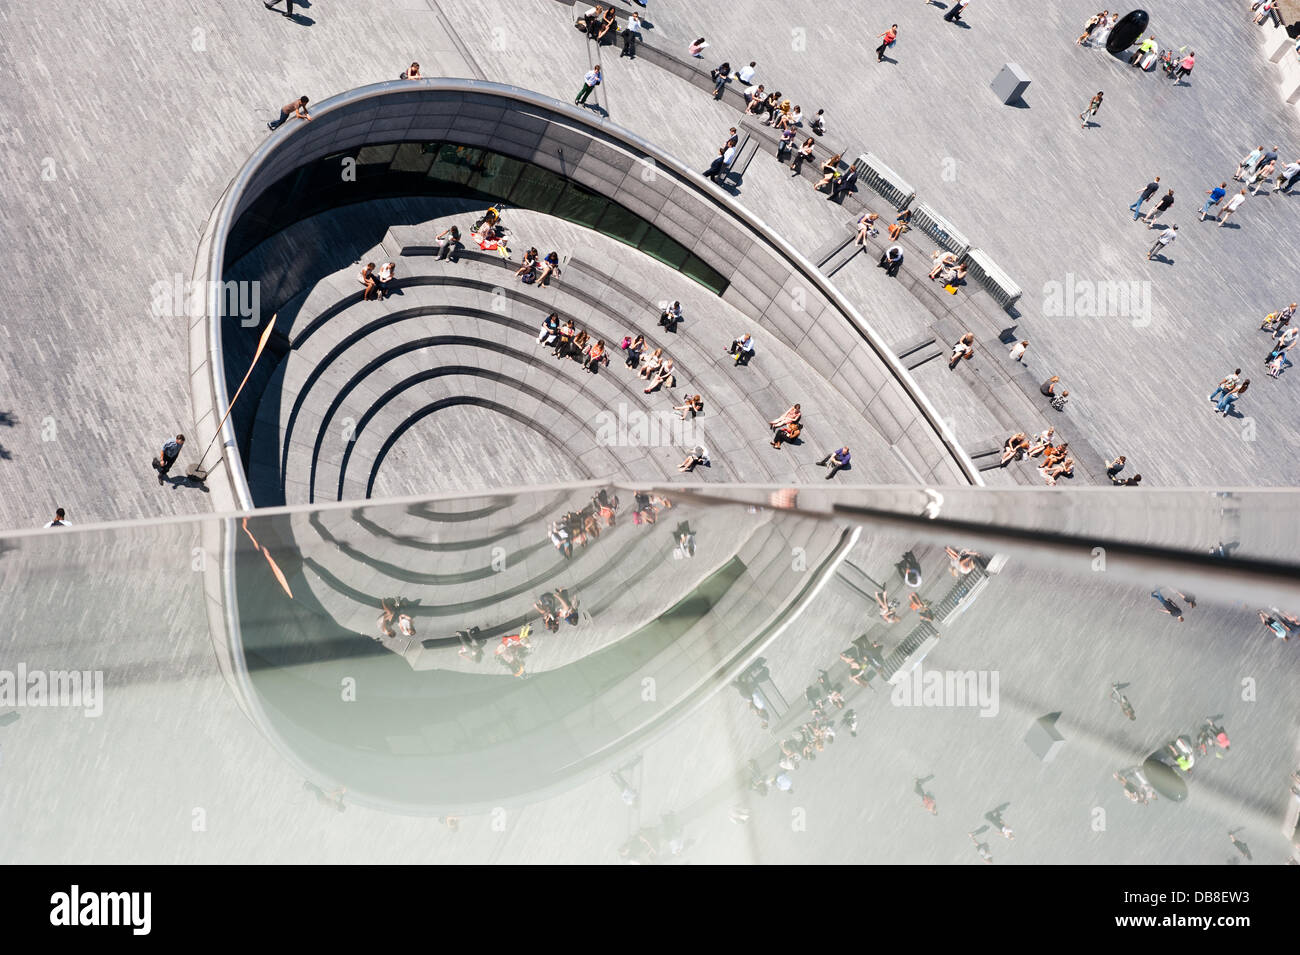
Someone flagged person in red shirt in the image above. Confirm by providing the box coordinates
[876,24,898,62]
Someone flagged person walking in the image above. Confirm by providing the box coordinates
[1142,189,1174,227]
[702,148,727,183]
[1214,379,1249,415]
[1079,91,1103,128]
[1170,50,1194,82]
[43,507,70,528]
[1217,188,1247,227]
[875,24,898,62]
[818,447,851,480]
[152,434,185,485]
[1233,146,1265,181]
[1249,160,1276,196]
[1208,368,1242,404]
[1146,224,1177,260]
[263,0,295,16]
[1129,177,1160,220]
[1199,182,1227,221]
[944,0,970,22]
[1129,35,1156,66]
[1150,589,1185,621]
[267,95,311,131]
[1009,339,1029,362]
[575,65,602,105]
[622,13,641,58]
[1277,159,1300,193]
[1040,375,1061,398]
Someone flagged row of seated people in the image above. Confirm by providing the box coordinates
[538,314,611,373]
[998,426,1076,485]
[549,488,620,558]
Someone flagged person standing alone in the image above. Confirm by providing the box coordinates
[1146,224,1177,261]
[153,434,185,485]
[575,65,602,106]
[1079,91,1103,128]
[264,0,294,17]
[876,24,898,62]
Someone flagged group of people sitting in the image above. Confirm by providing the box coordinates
[358,261,397,301]
[999,426,1077,484]
[577,3,618,42]
[928,250,969,286]
[538,314,611,372]
[622,336,678,393]
[535,587,582,633]
[631,490,672,524]
[811,153,859,202]
[375,596,416,639]
[549,489,620,558]
[495,623,533,678]
[515,246,562,287]
[738,80,826,135]
[768,403,803,449]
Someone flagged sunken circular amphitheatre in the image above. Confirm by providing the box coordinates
[191,80,979,810]
[193,79,976,515]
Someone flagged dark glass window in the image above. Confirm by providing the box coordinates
[507,163,566,215]
[228,141,729,294]
[680,253,728,297]
[468,151,523,198]
[637,228,690,270]
[596,202,650,248]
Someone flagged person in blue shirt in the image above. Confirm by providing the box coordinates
[1199,182,1227,221]
[818,447,851,479]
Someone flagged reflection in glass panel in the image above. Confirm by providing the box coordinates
[428,143,482,188]
[390,141,437,176]
[3,485,1299,863]
[507,162,566,216]
[551,181,606,230]
[467,151,523,198]
[355,143,399,172]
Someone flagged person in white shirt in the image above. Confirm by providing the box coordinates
[1008,340,1029,362]
[1218,189,1246,227]
[810,109,826,136]
[44,507,70,528]
[737,61,757,84]
[621,12,641,58]
[1146,224,1177,259]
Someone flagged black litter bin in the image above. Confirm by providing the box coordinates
[1107,10,1150,53]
